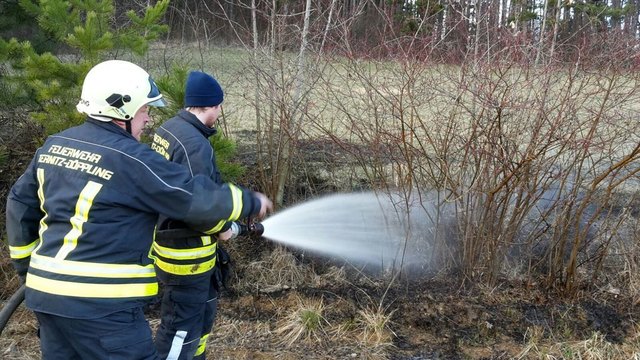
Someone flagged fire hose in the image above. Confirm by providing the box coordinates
[0,221,263,335]
[0,284,25,335]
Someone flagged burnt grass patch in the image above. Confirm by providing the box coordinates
[202,266,639,359]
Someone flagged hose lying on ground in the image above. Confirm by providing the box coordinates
[0,284,26,335]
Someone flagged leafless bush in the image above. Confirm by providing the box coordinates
[309,30,640,296]
[198,0,640,297]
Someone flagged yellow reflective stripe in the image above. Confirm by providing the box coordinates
[30,252,156,278]
[203,184,244,234]
[195,334,209,356]
[152,242,217,260]
[203,220,225,235]
[9,239,39,259]
[36,169,49,239]
[56,181,102,260]
[26,273,158,298]
[154,257,216,275]
[201,236,212,245]
[228,184,242,221]
[147,241,158,263]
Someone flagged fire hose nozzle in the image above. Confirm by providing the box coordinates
[248,222,264,236]
[233,221,264,238]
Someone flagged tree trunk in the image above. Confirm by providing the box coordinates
[320,0,337,55]
[536,0,550,65]
[274,0,312,207]
[251,0,263,188]
[549,0,562,61]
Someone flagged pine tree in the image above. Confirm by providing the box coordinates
[0,0,170,136]
[0,0,244,183]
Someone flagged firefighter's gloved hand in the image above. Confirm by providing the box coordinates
[214,246,232,290]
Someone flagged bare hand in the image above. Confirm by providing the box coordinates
[216,228,233,241]
[254,192,273,219]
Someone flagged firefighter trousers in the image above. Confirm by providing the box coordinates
[35,307,159,360]
[154,270,218,360]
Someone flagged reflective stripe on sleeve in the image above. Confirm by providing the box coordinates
[202,220,226,235]
[9,239,39,259]
[203,184,244,234]
[26,273,158,298]
[228,184,242,221]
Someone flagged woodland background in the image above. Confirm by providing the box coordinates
[3,0,640,359]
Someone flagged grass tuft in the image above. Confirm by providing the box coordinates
[275,296,328,347]
[356,305,395,347]
[237,245,313,293]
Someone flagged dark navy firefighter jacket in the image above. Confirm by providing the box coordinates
[150,110,227,277]
[6,118,260,319]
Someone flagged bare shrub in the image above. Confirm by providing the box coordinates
[310,33,640,296]
[158,0,640,298]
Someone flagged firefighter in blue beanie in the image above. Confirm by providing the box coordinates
[151,71,245,360]
[5,61,272,360]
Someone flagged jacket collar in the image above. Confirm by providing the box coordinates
[85,117,136,140]
[177,109,218,138]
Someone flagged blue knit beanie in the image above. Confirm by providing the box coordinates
[184,71,224,107]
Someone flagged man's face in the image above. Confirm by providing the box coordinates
[130,105,151,140]
[203,105,222,128]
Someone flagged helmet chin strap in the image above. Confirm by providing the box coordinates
[125,120,132,135]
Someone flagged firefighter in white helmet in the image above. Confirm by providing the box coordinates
[6,60,272,360]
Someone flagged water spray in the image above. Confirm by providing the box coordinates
[258,192,438,269]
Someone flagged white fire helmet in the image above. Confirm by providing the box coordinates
[76,60,166,122]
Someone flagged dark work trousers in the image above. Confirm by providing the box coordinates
[35,307,159,360]
[154,269,218,360]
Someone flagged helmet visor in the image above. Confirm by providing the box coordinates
[148,98,167,107]
[147,76,166,107]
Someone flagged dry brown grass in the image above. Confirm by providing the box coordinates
[314,265,348,288]
[0,307,39,359]
[274,296,328,347]
[356,305,396,348]
[326,301,396,360]
[517,328,640,359]
[235,245,315,293]
[208,315,274,354]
